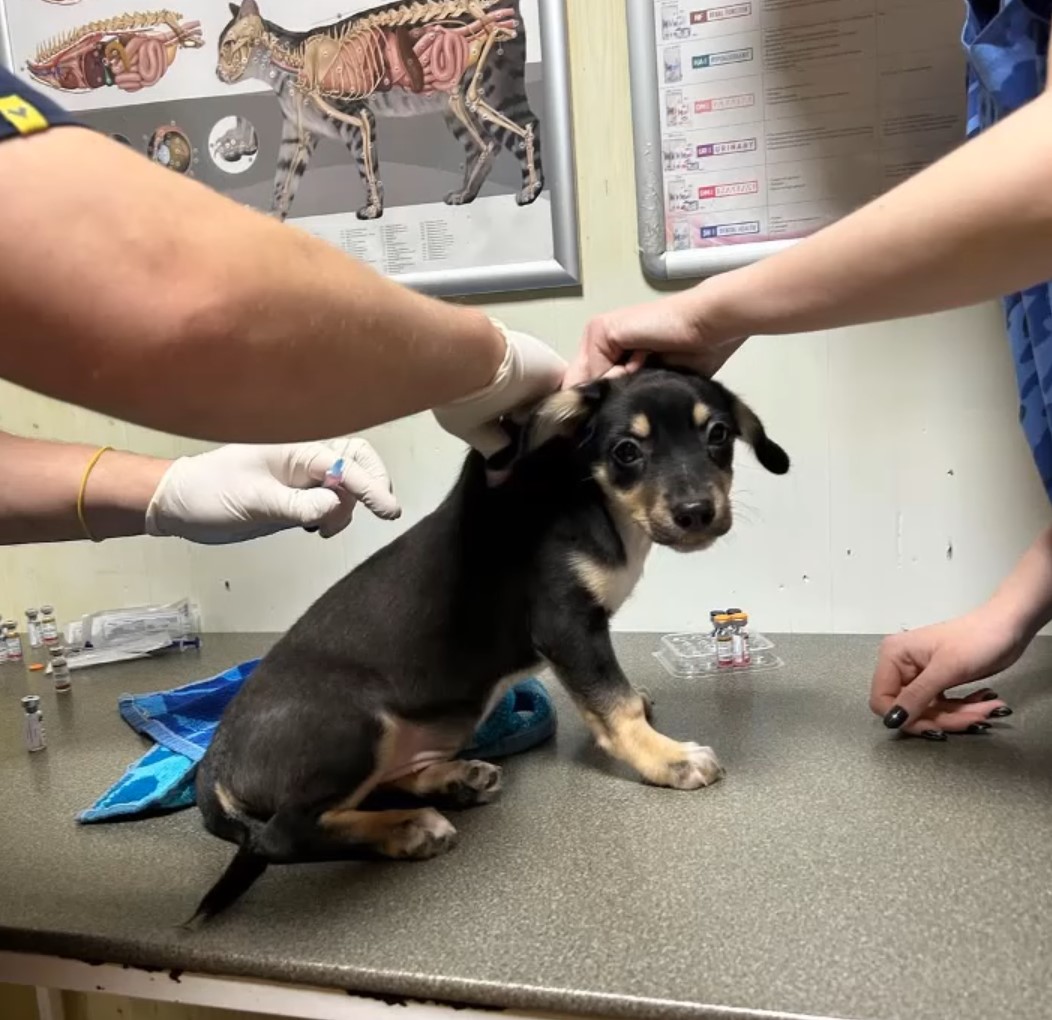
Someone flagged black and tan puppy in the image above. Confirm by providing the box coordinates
[188,366,789,925]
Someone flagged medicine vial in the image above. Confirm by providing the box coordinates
[39,605,59,644]
[709,609,722,637]
[714,614,734,668]
[21,695,46,752]
[726,608,745,666]
[25,609,42,649]
[735,612,751,665]
[51,655,71,694]
[3,620,23,663]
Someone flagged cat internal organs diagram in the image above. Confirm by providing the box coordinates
[28,11,203,93]
[217,0,544,220]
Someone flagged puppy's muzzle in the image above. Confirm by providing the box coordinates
[651,492,731,551]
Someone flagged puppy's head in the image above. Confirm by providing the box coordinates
[528,368,789,551]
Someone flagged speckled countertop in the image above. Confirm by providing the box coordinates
[1,633,1051,1020]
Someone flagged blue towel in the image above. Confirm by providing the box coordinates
[78,660,556,823]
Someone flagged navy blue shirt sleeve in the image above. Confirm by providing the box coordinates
[0,64,83,142]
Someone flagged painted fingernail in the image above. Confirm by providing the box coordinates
[987,706,1013,719]
[303,526,319,534]
[980,690,999,702]
[922,730,947,741]
[883,706,908,729]
[965,723,991,734]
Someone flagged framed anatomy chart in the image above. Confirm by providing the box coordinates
[0,0,579,297]
[628,0,967,280]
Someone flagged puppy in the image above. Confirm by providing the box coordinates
[187,367,789,925]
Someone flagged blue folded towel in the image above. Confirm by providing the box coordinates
[78,660,556,823]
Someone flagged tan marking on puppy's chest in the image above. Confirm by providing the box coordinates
[569,509,652,614]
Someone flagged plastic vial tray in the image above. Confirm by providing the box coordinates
[660,630,774,660]
[654,647,784,679]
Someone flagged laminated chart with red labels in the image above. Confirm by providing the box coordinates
[654,0,966,254]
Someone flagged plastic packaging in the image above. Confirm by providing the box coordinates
[655,619,782,680]
[69,598,201,651]
[58,637,175,672]
[660,630,773,660]
[655,647,785,679]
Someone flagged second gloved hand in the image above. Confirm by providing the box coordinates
[146,439,400,545]
[433,319,567,458]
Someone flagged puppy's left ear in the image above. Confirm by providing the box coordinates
[527,380,611,450]
[731,394,790,474]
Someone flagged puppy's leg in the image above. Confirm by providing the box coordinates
[221,802,458,866]
[536,610,723,789]
[383,760,503,808]
[313,806,458,860]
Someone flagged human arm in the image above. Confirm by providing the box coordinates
[868,525,1052,736]
[0,431,398,546]
[0,127,562,443]
[568,85,1052,383]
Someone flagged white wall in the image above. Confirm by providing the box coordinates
[1,1,1048,638]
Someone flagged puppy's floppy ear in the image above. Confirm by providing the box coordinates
[527,380,611,450]
[730,394,790,475]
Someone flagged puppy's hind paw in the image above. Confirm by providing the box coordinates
[444,760,503,808]
[380,809,457,860]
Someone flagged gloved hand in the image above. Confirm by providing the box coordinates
[145,439,400,545]
[433,319,567,458]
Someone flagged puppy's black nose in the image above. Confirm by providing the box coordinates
[672,499,715,532]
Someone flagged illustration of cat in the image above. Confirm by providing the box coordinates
[216,0,544,220]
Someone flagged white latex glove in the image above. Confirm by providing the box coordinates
[145,439,400,545]
[433,319,567,458]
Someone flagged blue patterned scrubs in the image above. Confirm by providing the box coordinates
[963,1,1052,497]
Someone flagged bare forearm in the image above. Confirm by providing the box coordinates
[0,432,168,545]
[694,91,1052,343]
[989,525,1052,642]
[0,129,503,442]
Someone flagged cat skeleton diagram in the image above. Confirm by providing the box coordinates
[217,0,544,220]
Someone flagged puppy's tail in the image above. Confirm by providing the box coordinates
[182,788,274,931]
[180,844,269,931]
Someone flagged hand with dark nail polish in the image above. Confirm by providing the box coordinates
[965,723,991,734]
[883,706,908,729]
[869,603,1028,738]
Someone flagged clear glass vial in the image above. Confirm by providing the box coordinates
[21,695,46,752]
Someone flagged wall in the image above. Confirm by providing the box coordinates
[1,0,1048,646]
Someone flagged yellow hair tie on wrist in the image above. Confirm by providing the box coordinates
[77,446,113,543]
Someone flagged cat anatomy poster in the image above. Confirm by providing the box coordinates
[0,0,579,295]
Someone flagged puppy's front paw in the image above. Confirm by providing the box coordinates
[380,809,457,860]
[664,743,724,790]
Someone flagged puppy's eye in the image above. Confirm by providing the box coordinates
[612,439,643,466]
[707,422,731,446]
